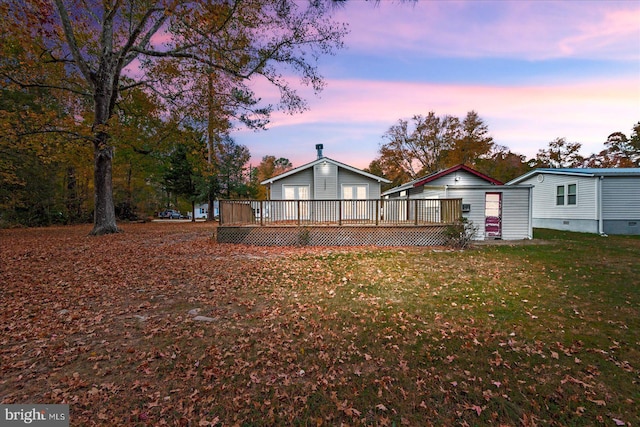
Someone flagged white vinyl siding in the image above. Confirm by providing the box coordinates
[445,188,531,241]
[602,177,640,220]
[521,174,595,220]
[314,162,338,199]
[500,189,532,240]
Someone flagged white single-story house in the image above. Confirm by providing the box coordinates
[507,168,640,235]
[382,164,533,240]
[261,145,391,202]
[259,146,391,223]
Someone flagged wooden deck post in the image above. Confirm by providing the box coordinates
[260,200,264,226]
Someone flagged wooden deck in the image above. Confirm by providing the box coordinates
[217,199,462,246]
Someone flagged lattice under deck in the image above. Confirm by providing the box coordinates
[216,226,449,246]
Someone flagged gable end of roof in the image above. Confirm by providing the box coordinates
[260,157,391,185]
[413,164,503,187]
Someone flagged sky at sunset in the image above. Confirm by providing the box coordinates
[233,0,640,170]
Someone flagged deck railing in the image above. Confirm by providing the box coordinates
[219,198,462,227]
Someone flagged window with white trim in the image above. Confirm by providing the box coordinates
[556,183,577,206]
[283,185,310,220]
[342,184,367,200]
[283,185,309,200]
[567,184,577,205]
[556,185,565,206]
[341,184,368,220]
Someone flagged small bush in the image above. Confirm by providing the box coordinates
[445,217,477,249]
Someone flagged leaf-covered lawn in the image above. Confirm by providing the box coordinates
[1,223,638,426]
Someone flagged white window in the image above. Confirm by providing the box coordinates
[342,184,367,200]
[556,185,565,206]
[556,183,577,206]
[284,185,309,200]
[567,184,577,205]
[283,185,310,220]
[342,184,368,220]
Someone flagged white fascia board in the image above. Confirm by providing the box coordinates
[507,169,596,185]
[448,184,534,190]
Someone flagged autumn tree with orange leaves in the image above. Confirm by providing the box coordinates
[0,0,346,234]
[371,110,495,183]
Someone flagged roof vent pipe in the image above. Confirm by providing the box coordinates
[315,144,324,159]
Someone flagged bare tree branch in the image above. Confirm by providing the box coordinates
[53,0,96,88]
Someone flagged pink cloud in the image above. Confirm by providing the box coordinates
[557,8,640,60]
[238,75,639,166]
[334,1,640,60]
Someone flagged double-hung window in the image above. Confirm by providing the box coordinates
[567,184,577,205]
[556,185,565,206]
[556,184,577,206]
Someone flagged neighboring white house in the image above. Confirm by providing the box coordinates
[188,202,219,219]
[507,168,640,235]
[382,164,533,240]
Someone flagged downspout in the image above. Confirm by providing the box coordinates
[528,186,533,239]
[597,176,606,236]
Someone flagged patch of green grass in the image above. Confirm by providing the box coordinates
[262,229,640,425]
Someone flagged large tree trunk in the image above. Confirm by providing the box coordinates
[206,72,216,222]
[91,137,119,235]
[90,78,120,235]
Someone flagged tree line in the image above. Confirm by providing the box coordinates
[366,111,640,190]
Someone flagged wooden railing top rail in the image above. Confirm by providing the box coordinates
[219,198,462,227]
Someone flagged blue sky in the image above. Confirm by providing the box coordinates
[234,0,640,170]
